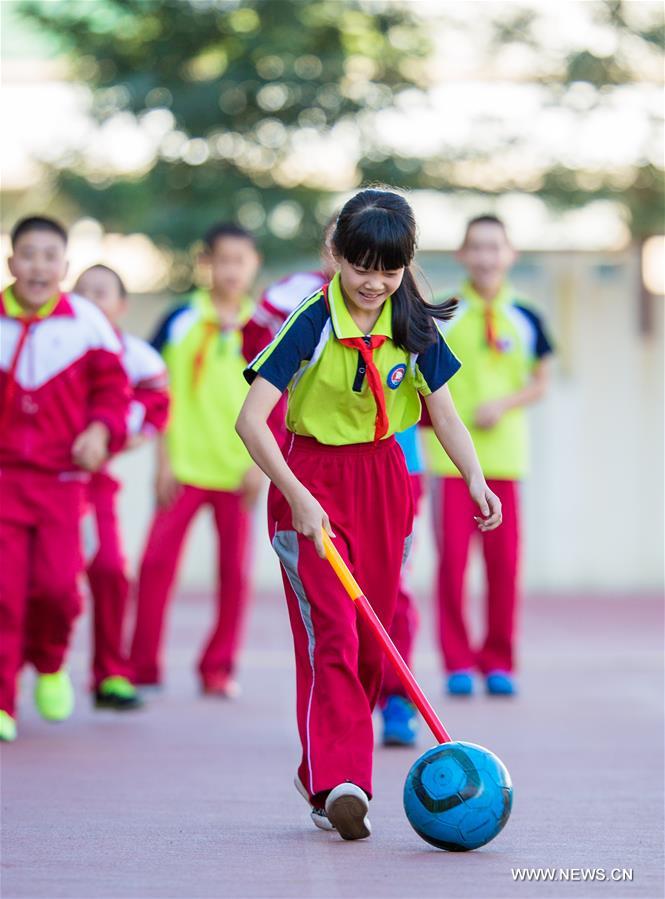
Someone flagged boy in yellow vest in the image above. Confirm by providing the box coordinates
[424,215,553,696]
[129,224,265,697]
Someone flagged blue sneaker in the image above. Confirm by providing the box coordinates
[446,671,474,696]
[381,695,418,747]
[486,671,517,696]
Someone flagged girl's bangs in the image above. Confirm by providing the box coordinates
[341,214,413,272]
[345,244,410,272]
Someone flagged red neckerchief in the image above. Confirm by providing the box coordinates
[484,304,501,351]
[321,284,389,444]
[339,334,389,443]
[192,320,222,387]
[192,298,249,387]
[0,314,40,430]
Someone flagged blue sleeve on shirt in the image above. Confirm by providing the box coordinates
[244,294,329,392]
[416,326,462,394]
[150,304,189,355]
[514,304,554,359]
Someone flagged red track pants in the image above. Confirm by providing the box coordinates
[129,484,251,685]
[0,468,84,716]
[380,473,423,702]
[86,472,133,688]
[269,435,414,802]
[433,476,520,674]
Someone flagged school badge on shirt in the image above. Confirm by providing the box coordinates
[387,363,407,389]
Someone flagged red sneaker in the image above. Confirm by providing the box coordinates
[201,673,241,699]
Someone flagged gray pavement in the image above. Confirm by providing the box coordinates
[2,589,663,899]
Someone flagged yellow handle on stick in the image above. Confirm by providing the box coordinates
[321,530,363,601]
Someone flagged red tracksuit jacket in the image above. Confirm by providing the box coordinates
[119,331,169,439]
[0,291,130,472]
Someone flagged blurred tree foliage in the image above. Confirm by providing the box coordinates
[17,0,433,260]
[471,0,664,241]
[16,0,664,266]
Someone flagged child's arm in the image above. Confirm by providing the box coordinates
[240,463,264,510]
[124,336,171,445]
[72,421,111,472]
[475,357,551,429]
[154,433,180,508]
[424,385,502,532]
[124,384,170,450]
[133,378,170,438]
[75,323,131,471]
[236,376,334,558]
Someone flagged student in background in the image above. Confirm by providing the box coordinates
[74,265,169,710]
[0,218,129,741]
[129,224,265,698]
[424,215,553,697]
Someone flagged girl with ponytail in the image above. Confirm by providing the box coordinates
[237,188,501,841]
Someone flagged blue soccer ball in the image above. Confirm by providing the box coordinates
[403,741,513,851]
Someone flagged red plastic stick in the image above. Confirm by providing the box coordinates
[322,530,452,744]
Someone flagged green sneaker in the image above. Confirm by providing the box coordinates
[34,670,74,721]
[0,710,17,742]
[94,676,143,711]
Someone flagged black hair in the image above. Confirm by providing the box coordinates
[79,263,127,299]
[11,215,68,248]
[463,214,508,244]
[203,222,257,253]
[331,189,457,354]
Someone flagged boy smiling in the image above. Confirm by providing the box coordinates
[0,216,129,740]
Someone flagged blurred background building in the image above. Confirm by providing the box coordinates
[2,0,663,592]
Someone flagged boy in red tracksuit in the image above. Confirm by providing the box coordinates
[74,265,169,710]
[129,223,268,697]
[0,217,129,742]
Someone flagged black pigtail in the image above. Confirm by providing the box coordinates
[392,267,458,355]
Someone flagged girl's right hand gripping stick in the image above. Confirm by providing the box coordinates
[321,529,452,745]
